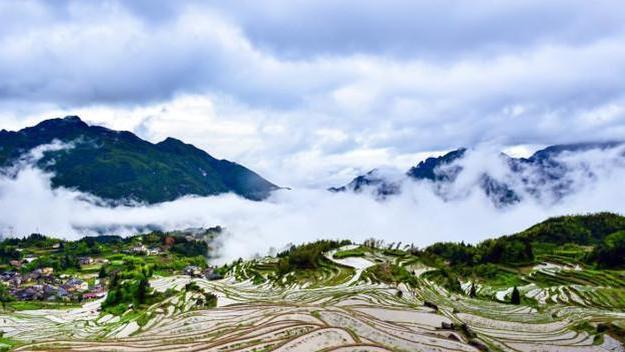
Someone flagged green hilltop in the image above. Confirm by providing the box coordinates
[0,116,279,203]
[2,213,625,351]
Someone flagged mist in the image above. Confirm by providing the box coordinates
[0,144,624,264]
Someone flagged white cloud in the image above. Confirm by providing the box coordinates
[1,144,624,264]
[1,1,625,188]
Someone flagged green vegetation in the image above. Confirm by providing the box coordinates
[276,240,351,274]
[0,335,19,352]
[413,212,625,289]
[333,246,369,259]
[1,212,625,351]
[102,264,153,314]
[0,116,278,203]
[184,282,217,308]
[5,301,80,311]
[519,212,625,245]
[362,263,416,285]
[224,212,625,306]
[422,268,463,293]
[0,229,217,315]
[0,285,12,310]
[229,240,355,287]
[589,230,625,268]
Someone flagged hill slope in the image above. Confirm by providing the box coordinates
[332,142,624,206]
[2,213,625,351]
[0,116,279,203]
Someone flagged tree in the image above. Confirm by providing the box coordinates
[510,286,521,305]
[136,277,149,304]
[590,231,625,268]
[469,282,477,298]
[0,284,14,310]
[98,265,107,279]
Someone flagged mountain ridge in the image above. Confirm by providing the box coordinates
[331,141,625,205]
[0,116,280,203]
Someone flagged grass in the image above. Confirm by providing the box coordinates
[362,263,416,285]
[0,336,20,351]
[4,301,81,311]
[333,246,369,259]
[475,265,528,288]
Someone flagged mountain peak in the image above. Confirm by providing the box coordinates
[44,115,86,125]
[331,142,625,207]
[0,117,278,203]
[406,148,466,181]
[62,115,83,122]
[156,137,189,148]
[27,115,89,132]
[527,141,623,162]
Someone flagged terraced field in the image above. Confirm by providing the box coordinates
[1,245,624,351]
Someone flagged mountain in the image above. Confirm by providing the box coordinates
[0,116,279,203]
[331,141,624,205]
[328,169,402,196]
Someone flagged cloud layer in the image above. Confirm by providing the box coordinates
[1,1,625,187]
[1,143,624,263]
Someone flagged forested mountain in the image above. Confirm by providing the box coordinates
[331,142,624,206]
[0,116,279,203]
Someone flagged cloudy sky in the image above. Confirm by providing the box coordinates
[2,0,625,188]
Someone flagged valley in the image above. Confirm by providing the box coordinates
[0,214,624,351]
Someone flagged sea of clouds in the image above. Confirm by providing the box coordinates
[0,143,624,263]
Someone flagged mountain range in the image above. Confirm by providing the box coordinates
[0,116,279,203]
[2,116,623,207]
[331,141,624,206]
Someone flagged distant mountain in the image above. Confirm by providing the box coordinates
[331,142,624,206]
[0,116,279,203]
[328,169,402,197]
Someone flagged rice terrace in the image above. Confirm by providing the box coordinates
[0,213,624,351]
[3,1,625,351]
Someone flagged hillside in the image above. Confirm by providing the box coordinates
[0,116,279,203]
[1,213,625,351]
[332,142,624,206]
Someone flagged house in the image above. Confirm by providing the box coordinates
[57,287,69,298]
[9,276,22,288]
[64,278,88,292]
[83,291,106,299]
[78,257,94,265]
[146,247,162,256]
[9,260,21,268]
[202,267,222,280]
[43,284,59,298]
[183,266,202,277]
[130,245,148,254]
[95,258,110,265]
[15,286,44,300]
[204,272,224,280]
[0,271,18,282]
[31,268,44,279]
[23,255,38,263]
[41,267,54,276]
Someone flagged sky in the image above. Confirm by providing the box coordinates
[2,1,625,188]
[1,1,625,257]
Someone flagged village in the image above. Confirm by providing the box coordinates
[0,256,222,304]
[0,232,222,306]
[0,256,108,303]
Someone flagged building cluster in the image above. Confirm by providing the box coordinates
[127,244,163,256]
[182,265,222,280]
[0,258,107,302]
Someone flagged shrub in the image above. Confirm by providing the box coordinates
[510,286,521,305]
